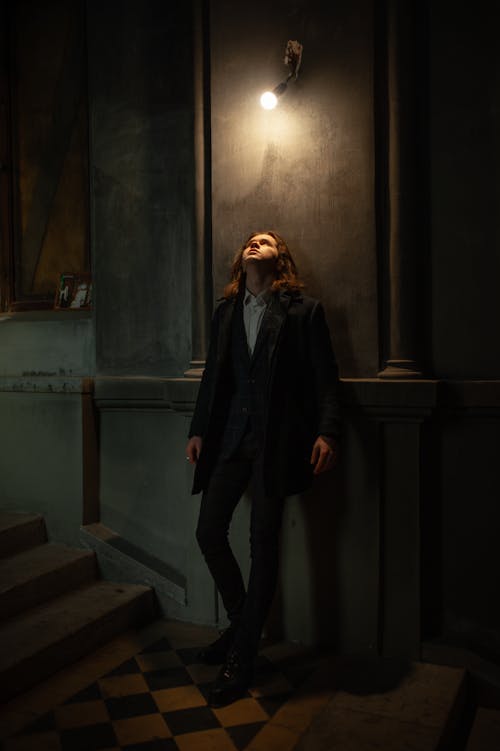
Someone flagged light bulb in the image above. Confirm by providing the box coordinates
[260,91,278,110]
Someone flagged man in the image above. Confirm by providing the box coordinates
[186,230,340,707]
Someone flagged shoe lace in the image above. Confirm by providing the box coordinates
[221,649,241,677]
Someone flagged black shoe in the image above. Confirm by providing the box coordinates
[196,624,238,665]
[208,649,254,707]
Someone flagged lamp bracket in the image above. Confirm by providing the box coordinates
[284,40,303,80]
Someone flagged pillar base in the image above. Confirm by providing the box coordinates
[378,360,423,379]
[184,360,206,379]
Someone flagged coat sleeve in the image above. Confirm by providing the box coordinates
[308,300,341,439]
[187,301,224,439]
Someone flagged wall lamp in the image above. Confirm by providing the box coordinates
[260,40,303,110]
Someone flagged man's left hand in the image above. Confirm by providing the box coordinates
[310,435,338,475]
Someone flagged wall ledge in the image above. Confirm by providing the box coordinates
[94,376,198,411]
[94,376,500,413]
[0,311,92,323]
[80,522,187,610]
[0,376,94,394]
[3,374,499,408]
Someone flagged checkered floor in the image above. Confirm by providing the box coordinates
[1,627,316,751]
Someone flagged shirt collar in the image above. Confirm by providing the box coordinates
[244,286,272,307]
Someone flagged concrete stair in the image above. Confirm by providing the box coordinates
[0,541,98,619]
[0,511,46,558]
[0,511,155,703]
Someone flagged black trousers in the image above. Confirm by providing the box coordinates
[196,427,285,659]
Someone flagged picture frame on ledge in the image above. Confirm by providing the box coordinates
[54,273,92,311]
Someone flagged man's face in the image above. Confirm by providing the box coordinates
[241,234,279,269]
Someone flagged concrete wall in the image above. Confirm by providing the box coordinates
[87,0,195,377]
[0,311,93,544]
[429,1,500,379]
[0,390,84,545]
[210,0,379,378]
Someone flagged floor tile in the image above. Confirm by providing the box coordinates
[212,698,269,728]
[99,674,150,699]
[59,722,117,751]
[55,700,110,729]
[112,714,171,747]
[63,682,102,704]
[256,692,291,719]
[105,693,159,722]
[135,652,182,673]
[194,681,220,705]
[143,667,194,692]
[245,720,298,751]
[162,706,221,736]
[186,663,221,684]
[250,672,293,698]
[174,727,238,751]
[121,739,177,751]
[152,685,207,713]
[3,731,62,751]
[161,623,218,651]
[21,711,56,734]
[139,638,172,655]
[104,658,142,678]
[0,621,320,751]
[226,721,267,751]
[0,621,174,742]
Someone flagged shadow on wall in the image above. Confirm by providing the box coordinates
[265,453,347,647]
[267,410,380,653]
[303,459,348,648]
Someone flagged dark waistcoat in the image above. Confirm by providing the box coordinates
[219,297,271,459]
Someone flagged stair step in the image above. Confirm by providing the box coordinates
[466,707,500,751]
[0,580,155,702]
[0,512,46,558]
[0,543,98,620]
[294,658,466,751]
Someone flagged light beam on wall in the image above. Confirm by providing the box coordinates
[260,40,303,109]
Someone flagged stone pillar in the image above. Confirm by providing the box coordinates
[378,0,422,379]
[185,0,212,379]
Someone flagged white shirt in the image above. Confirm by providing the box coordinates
[243,287,272,355]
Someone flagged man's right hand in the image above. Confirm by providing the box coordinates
[186,436,203,464]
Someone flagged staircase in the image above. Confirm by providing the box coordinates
[0,511,155,703]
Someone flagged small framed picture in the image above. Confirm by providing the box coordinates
[54,273,92,311]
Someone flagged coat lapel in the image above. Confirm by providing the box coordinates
[216,288,295,373]
[215,296,237,369]
[251,290,293,370]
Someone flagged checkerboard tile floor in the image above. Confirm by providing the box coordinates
[1,625,317,751]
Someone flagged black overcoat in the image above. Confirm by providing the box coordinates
[189,288,341,497]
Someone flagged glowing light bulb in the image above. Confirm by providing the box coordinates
[260,91,278,110]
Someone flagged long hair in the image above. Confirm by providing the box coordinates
[223,230,304,299]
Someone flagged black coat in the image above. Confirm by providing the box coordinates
[189,288,341,497]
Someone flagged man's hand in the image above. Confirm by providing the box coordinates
[310,435,338,475]
[186,436,203,464]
